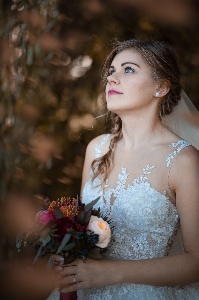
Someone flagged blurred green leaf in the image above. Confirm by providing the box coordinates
[62,242,76,251]
[55,206,63,219]
[84,197,100,213]
[67,228,76,235]
[56,233,71,254]
[64,252,76,264]
[76,210,85,225]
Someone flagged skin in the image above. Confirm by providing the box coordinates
[53,49,199,293]
[106,49,161,118]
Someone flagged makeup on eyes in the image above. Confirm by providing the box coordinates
[108,62,140,75]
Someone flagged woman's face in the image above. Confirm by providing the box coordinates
[105,49,157,115]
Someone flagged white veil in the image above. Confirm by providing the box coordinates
[162,90,199,150]
[163,91,199,255]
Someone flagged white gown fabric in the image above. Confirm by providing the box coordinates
[76,134,199,300]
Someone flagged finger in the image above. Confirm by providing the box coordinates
[62,259,80,267]
[61,275,80,286]
[52,254,64,265]
[61,266,78,276]
[60,275,74,286]
[54,265,63,273]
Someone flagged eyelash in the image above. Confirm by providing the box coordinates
[108,66,135,75]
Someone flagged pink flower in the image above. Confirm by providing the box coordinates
[37,210,55,225]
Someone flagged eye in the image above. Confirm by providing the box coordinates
[125,66,134,73]
[108,69,115,76]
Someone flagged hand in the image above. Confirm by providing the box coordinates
[52,254,64,273]
[59,258,115,293]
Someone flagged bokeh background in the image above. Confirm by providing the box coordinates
[0,0,199,299]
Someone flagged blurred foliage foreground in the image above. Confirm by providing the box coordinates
[0,0,199,299]
[0,1,104,298]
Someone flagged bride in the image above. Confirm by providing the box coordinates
[52,39,199,299]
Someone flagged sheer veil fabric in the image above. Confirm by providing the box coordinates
[162,91,199,255]
[162,91,199,151]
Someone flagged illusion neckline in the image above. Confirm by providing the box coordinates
[118,145,169,154]
[116,139,185,154]
[102,166,177,210]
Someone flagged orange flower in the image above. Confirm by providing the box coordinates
[48,197,78,218]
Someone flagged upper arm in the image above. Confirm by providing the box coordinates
[171,146,199,258]
[80,134,110,195]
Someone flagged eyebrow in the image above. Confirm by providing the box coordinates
[109,62,140,69]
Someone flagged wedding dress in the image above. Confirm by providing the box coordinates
[76,133,199,300]
[47,91,199,300]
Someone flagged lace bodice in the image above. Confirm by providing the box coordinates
[82,134,191,260]
[48,135,199,300]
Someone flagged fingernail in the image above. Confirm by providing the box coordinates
[61,289,67,293]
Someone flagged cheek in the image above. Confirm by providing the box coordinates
[139,74,155,90]
[126,77,154,97]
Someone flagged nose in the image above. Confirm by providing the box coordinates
[107,73,120,85]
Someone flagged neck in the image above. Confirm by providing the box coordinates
[117,107,165,151]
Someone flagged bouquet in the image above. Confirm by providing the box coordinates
[16,196,112,300]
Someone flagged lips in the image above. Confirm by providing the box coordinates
[108,89,123,95]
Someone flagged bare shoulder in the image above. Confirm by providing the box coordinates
[81,134,111,190]
[175,145,199,168]
[171,145,199,190]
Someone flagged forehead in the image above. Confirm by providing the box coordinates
[111,49,146,66]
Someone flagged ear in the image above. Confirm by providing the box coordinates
[154,80,170,98]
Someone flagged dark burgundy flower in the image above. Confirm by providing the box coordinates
[55,217,74,240]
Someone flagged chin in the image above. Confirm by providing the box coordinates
[107,105,124,115]
[107,102,119,112]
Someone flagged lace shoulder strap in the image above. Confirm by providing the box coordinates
[95,134,110,159]
[166,139,191,200]
[166,139,191,167]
